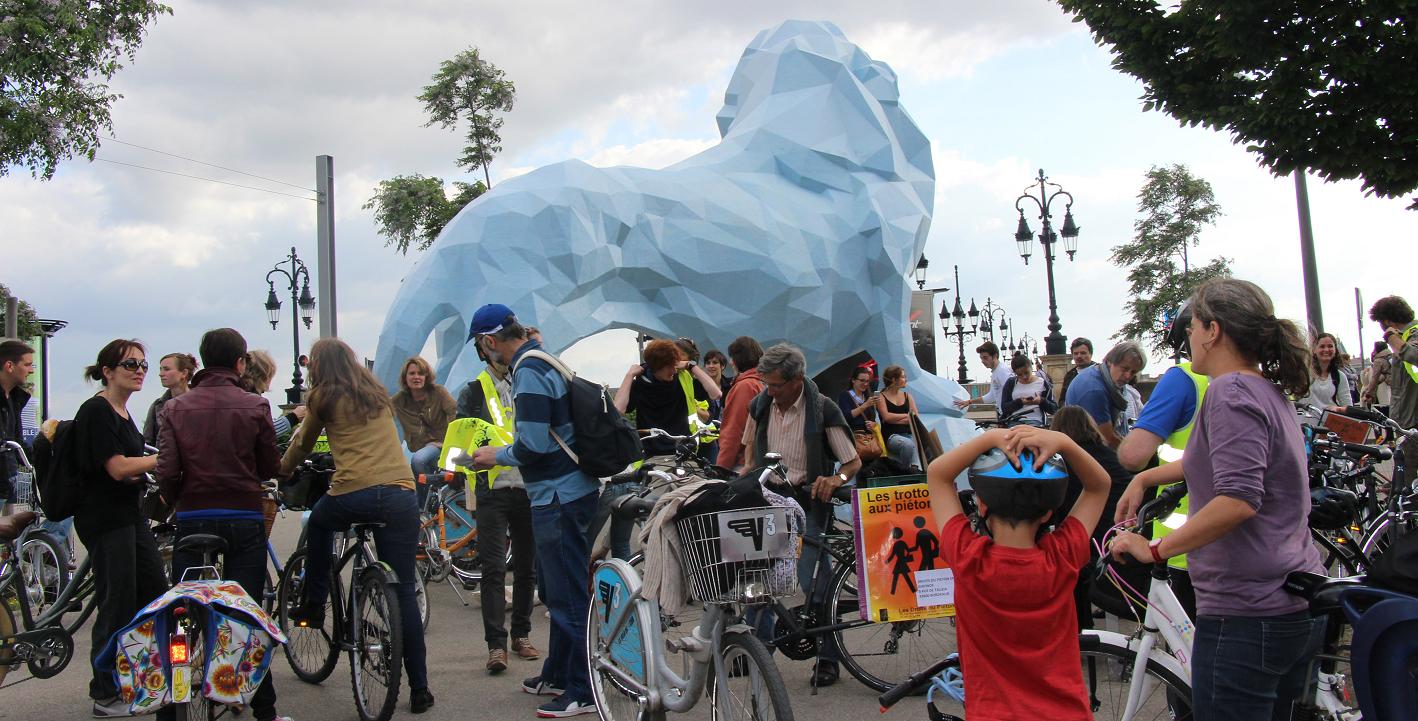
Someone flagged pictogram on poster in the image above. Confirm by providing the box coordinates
[852,482,956,621]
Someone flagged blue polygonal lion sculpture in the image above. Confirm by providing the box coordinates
[374,20,975,446]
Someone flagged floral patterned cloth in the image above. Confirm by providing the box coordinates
[98,580,287,714]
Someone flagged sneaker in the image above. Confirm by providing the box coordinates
[487,647,509,674]
[410,687,435,714]
[536,696,596,718]
[522,676,564,696]
[91,696,132,718]
[512,637,541,660]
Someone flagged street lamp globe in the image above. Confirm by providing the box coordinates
[298,280,317,329]
[914,256,930,289]
[1060,209,1080,260]
[264,285,282,329]
[1013,214,1034,264]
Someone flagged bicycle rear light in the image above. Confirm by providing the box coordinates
[170,630,189,664]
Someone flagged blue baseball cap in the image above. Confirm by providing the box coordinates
[468,303,518,339]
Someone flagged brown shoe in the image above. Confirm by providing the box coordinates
[486,647,508,674]
[512,637,540,660]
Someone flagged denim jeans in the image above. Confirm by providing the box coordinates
[75,521,168,700]
[530,492,597,703]
[157,518,277,721]
[886,433,918,470]
[588,481,639,560]
[1193,611,1326,721]
[410,445,442,507]
[303,484,428,690]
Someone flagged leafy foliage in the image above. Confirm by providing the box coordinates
[367,46,513,254]
[0,0,171,179]
[417,47,516,188]
[1058,1,1418,208]
[1112,165,1231,354]
[0,283,42,339]
[363,175,486,255]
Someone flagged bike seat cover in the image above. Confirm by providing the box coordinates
[0,511,36,541]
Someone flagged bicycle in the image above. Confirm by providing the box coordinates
[2,441,71,620]
[588,453,799,721]
[0,510,76,687]
[275,521,405,721]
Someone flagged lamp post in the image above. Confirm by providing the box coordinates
[978,298,1009,345]
[938,265,979,384]
[1013,169,1080,356]
[1017,332,1039,358]
[913,256,930,290]
[264,246,317,405]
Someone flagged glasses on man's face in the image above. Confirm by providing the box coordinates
[116,359,149,372]
[764,378,796,391]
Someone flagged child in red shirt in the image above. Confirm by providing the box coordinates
[926,426,1111,721]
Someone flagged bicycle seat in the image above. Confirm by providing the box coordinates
[350,521,386,533]
[610,494,658,520]
[0,511,37,541]
[175,533,228,559]
[1284,570,1365,614]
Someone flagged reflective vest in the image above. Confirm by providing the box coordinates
[1152,362,1208,570]
[438,370,516,490]
[1400,324,1418,385]
[677,370,715,442]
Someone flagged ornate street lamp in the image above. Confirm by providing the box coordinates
[913,255,930,290]
[1013,169,1081,355]
[938,265,978,384]
[978,298,1009,345]
[264,246,316,405]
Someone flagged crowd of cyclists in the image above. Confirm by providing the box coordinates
[2,277,1417,720]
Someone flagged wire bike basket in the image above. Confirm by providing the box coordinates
[674,506,799,604]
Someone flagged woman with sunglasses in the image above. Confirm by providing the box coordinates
[71,340,169,717]
[281,338,433,714]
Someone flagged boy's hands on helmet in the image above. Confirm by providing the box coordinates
[1002,426,1067,468]
[978,427,1018,467]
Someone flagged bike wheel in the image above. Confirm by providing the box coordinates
[276,549,339,683]
[587,561,651,721]
[709,630,795,721]
[415,566,431,632]
[1080,637,1192,721]
[415,523,450,584]
[1359,512,1409,563]
[0,587,16,685]
[444,491,483,581]
[831,562,958,692]
[173,622,219,721]
[18,531,69,618]
[350,564,404,721]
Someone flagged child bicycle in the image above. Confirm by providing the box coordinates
[588,453,799,721]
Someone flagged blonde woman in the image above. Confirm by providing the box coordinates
[391,356,456,506]
[239,350,305,438]
[281,338,433,713]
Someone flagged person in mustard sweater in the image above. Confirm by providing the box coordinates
[281,338,434,714]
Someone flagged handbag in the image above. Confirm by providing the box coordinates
[854,430,883,462]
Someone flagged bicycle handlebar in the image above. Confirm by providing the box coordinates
[2,439,30,469]
[878,655,958,710]
[1135,483,1187,529]
[1312,437,1392,461]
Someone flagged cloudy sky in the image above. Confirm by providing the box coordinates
[4,0,1412,420]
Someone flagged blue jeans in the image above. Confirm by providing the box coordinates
[589,481,639,560]
[886,433,918,469]
[303,484,428,690]
[410,445,442,507]
[1193,612,1326,721]
[531,492,597,703]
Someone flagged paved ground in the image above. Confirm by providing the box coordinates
[1,512,945,721]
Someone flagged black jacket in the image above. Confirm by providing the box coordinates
[1,383,32,481]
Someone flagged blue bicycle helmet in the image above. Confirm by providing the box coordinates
[968,449,1068,521]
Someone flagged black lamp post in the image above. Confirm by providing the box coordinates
[264,246,317,405]
[1017,332,1039,358]
[978,298,1009,345]
[938,265,979,384]
[1013,169,1080,356]
[913,256,930,290]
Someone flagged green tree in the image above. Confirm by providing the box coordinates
[1112,164,1231,354]
[367,47,514,255]
[1058,1,1418,208]
[1,1,171,179]
[0,283,42,340]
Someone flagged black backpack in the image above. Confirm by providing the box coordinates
[513,350,643,478]
[30,420,83,521]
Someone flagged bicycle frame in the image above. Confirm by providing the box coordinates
[1083,565,1193,721]
[325,528,387,649]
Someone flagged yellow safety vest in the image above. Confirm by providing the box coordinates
[1399,324,1418,385]
[677,369,715,442]
[1151,362,1208,570]
[438,370,516,490]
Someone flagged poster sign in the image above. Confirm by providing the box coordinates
[852,482,956,621]
[910,290,937,376]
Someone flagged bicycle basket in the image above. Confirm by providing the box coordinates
[11,469,34,509]
[673,506,799,604]
[280,453,334,510]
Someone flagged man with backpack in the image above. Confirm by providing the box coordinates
[468,304,600,718]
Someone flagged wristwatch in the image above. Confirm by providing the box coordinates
[1148,538,1166,564]
[686,361,698,370]
[837,472,849,485]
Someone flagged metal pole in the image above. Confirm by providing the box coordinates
[3,297,16,338]
[1356,288,1366,371]
[288,248,304,405]
[40,332,49,420]
[1295,172,1324,334]
[316,155,337,338]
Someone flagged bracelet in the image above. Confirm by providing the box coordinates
[1148,538,1165,564]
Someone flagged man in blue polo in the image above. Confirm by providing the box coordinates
[469,304,599,718]
[1063,340,1147,448]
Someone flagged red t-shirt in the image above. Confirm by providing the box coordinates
[939,514,1092,721]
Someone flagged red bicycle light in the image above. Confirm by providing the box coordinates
[170,632,189,664]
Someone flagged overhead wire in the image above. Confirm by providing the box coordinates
[92,157,318,201]
[103,136,317,193]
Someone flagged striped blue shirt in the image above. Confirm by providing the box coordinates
[494,340,599,507]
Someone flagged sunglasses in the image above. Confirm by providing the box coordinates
[115,359,149,372]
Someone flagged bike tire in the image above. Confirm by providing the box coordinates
[0,587,16,685]
[444,490,483,582]
[18,531,69,619]
[276,549,340,683]
[1359,512,1411,563]
[1080,636,1192,721]
[830,560,959,692]
[709,630,795,721]
[415,523,451,584]
[587,560,652,721]
[415,566,431,632]
[350,564,404,721]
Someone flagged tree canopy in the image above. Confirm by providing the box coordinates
[0,283,42,340]
[363,175,486,255]
[1058,1,1418,207]
[1,0,171,179]
[1112,164,1231,354]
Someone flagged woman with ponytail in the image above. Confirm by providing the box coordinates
[1110,278,1323,721]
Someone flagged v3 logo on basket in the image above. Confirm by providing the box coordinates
[726,513,777,551]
